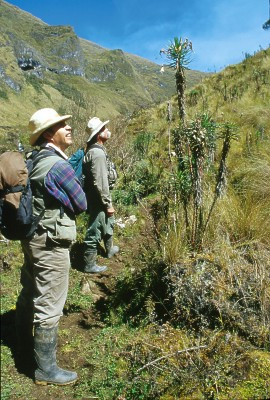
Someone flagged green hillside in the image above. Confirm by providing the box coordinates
[0,0,206,144]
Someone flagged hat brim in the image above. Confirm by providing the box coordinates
[86,120,109,142]
[29,115,72,146]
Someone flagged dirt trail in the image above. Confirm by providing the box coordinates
[1,232,131,400]
[63,235,129,342]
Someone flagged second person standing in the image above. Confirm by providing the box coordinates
[83,117,119,273]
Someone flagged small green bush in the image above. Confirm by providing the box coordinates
[0,87,8,99]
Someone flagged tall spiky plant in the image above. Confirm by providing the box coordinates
[160,37,193,125]
[201,123,238,244]
[160,37,193,240]
[160,38,236,252]
[172,116,211,250]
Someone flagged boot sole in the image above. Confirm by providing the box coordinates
[107,252,119,258]
[84,267,107,273]
[35,378,78,386]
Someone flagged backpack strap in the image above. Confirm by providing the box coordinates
[89,144,103,149]
[0,185,25,196]
[27,148,57,170]
[89,143,107,154]
[88,143,109,161]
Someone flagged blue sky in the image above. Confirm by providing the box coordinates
[6,0,270,72]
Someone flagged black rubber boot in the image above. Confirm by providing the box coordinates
[84,250,107,273]
[16,303,34,353]
[34,326,78,385]
[15,302,35,373]
[104,236,119,258]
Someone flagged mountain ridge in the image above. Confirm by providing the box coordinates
[0,0,207,138]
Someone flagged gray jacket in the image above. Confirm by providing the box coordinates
[30,152,76,243]
[83,144,112,210]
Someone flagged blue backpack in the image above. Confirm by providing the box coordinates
[68,148,85,185]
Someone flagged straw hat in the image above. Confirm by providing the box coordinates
[28,108,72,146]
[86,117,109,142]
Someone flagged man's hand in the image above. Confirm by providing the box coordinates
[107,207,115,217]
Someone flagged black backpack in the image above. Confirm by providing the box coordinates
[0,149,54,240]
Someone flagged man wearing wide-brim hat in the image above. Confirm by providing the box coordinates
[82,116,119,273]
[16,108,87,386]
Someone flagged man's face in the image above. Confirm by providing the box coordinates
[46,120,72,152]
[99,126,111,140]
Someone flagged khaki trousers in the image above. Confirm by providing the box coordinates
[84,208,114,250]
[18,230,71,329]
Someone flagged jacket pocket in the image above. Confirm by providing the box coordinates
[52,217,76,242]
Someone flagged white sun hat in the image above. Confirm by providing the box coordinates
[28,108,72,146]
[86,117,109,142]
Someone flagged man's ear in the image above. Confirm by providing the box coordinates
[43,130,54,141]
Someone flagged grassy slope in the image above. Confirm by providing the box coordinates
[122,49,270,258]
[128,48,270,160]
